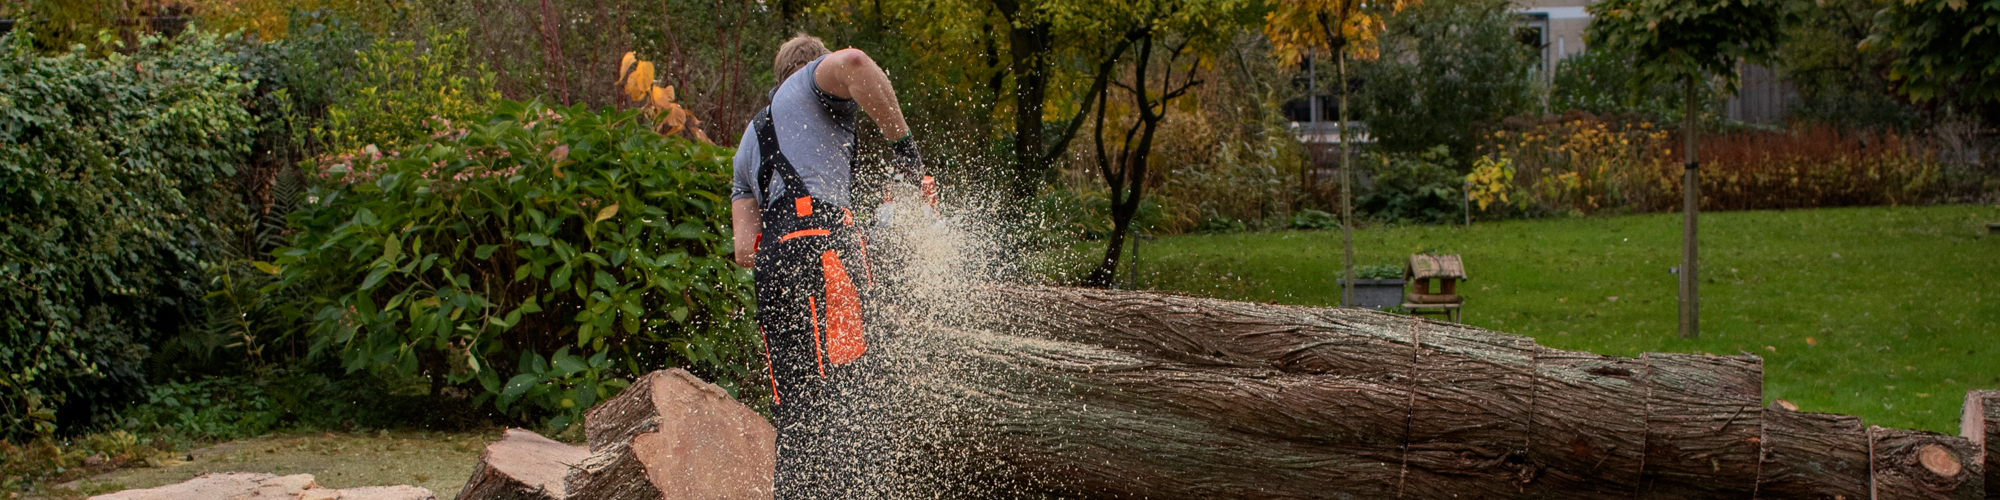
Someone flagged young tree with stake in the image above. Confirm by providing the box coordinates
[1585,0,1798,338]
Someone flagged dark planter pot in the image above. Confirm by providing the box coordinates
[1336,279,1407,310]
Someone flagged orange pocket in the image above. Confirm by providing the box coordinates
[820,249,865,365]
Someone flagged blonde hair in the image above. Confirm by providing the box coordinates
[774,34,832,84]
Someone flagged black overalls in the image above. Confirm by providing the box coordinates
[750,107,878,499]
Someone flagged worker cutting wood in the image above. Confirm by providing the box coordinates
[728,34,933,499]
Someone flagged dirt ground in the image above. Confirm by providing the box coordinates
[41,429,501,499]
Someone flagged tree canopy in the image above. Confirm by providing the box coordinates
[1862,0,2000,105]
[1584,0,1801,89]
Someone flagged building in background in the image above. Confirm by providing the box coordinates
[1511,0,1794,125]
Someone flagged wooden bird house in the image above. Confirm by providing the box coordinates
[1404,254,1467,322]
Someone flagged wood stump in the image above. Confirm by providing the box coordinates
[1965,390,1998,500]
[455,369,774,500]
[566,370,776,500]
[455,429,589,500]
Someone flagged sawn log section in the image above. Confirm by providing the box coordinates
[928,286,1986,499]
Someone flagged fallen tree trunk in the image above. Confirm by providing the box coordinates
[452,286,1984,500]
[875,285,1988,500]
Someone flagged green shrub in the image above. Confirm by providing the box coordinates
[1353,264,1405,280]
[0,31,254,441]
[1031,188,1167,242]
[1358,146,1466,224]
[1288,209,1340,230]
[275,100,757,430]
[1361,0,1538,157]
[320,27,496,154]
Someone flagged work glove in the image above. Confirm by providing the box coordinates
[888,135,937,209]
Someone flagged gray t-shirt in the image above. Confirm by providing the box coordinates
[731,56,861,208]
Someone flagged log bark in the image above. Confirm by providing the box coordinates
[1527,349,1647,499]
[1758,400,1870,500]
[454,428,588,500]
[1639,352,1765,498]
[1872,426,1985,500]
[1965,390,1997,500]
[895,286,1985,500]
[563,369,776,500]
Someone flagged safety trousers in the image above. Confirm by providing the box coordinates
[754,224,880,500]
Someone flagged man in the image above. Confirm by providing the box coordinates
[729,34,933,498]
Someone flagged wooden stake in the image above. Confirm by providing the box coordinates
[1680,76,1700,340]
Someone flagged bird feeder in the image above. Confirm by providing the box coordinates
[1403,254,1466,321]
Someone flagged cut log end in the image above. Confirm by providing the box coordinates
[1774,398,1799,411]
[1918,444,1962,478]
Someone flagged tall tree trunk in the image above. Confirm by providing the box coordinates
[1680,76,1699,339]
[1338,52,1355,307]
[1007,21,1051,201]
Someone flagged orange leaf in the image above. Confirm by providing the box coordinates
[664,104,689,128]
[624,61,654,102]
[618,52,637,83]
[650,85,675,109]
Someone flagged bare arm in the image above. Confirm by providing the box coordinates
[730,198,759,268]
[814,48,909,141]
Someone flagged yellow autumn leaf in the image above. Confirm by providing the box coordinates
[618,52,637,83]
[595,203,620,223]
[650,85,675,108]
[624,61,654,102]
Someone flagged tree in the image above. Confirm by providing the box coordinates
[1863,0,2000,110]
[1361,0,1536,157]
[1082,27,1200,286]
[1777,0,1921,131]
[990,0,1145,202]
[1585,0,1797,339]
[1263,0,1418,308]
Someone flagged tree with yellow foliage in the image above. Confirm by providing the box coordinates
[1263,0,1418,308]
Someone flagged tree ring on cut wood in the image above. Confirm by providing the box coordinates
[1918,444,1961,477]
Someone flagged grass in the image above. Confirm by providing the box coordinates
[36,430,496,499]
[1067,204,1999,433]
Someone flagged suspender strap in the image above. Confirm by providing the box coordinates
[754,108,810,208]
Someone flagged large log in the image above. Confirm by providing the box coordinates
[885,285,1984,500]
[1872,426,1985,500]
[1757,400,1870,500]
[1966,390,1998,500]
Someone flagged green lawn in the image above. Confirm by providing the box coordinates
[1077,205,1999,433]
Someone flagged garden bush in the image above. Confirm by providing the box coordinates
[275,100,756,430]
[1357,146,1466,224]
[1471,112,1942,216]
[320,27,497,154]
[1360,0,1537,157]
[1692,125,1940,210]
[1475,111,1675,216]
[0,31,254,441]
